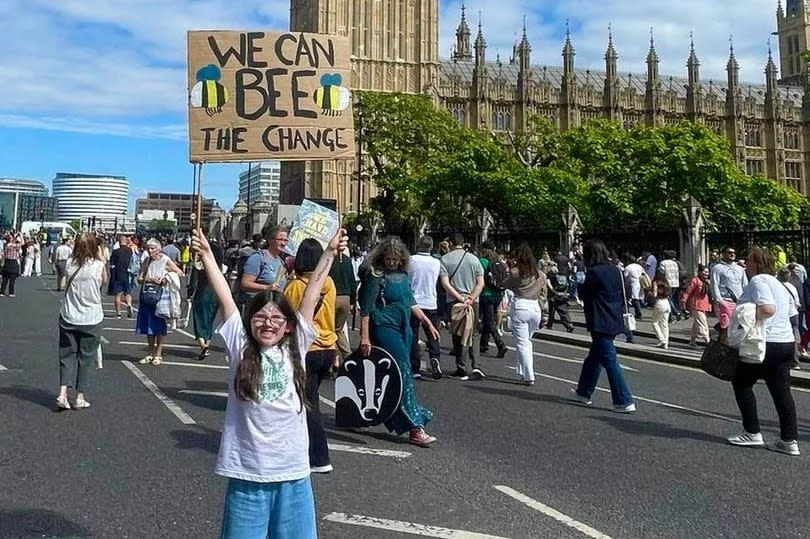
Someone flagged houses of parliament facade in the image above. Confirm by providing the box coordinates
[279,0,810,215]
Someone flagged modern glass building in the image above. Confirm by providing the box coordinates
[52,173,128,221]
[238,162,280,206]
[0,177,48,197]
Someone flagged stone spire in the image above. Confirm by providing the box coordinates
[646,28,659,82]
[686,32,702,119]
[562,19,575,76]
[766,39,779,93]
[727,35,740,89]
[561,20,578,130]
[474,12,486,65]
[778,0,784,18]
[605,23,618,75]
[454,2,472,61]
[687,32,700,86]
[603,24,619,117]
[517,15,531,72]
[646,28,662,126]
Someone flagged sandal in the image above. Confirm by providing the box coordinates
[139,356,153,364]
[151,356,162,366]
[55,396,71,411]
[73,399,91,410]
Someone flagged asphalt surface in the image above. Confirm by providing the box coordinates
[2,269,810,538]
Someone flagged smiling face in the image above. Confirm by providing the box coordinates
[250,303,292,347]
[700,267,710,280]
[146,244,160,259]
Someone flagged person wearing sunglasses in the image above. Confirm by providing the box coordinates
[710,246,747,344]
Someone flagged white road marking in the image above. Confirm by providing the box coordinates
[117,341,200,350]
[505,367,737,422]
[507,346,637,372]
[322,512,509,538]
[327,444,411,458]
[100,336,110,344]
[542,340,701,370]
[179,390,227,397]
[161,361,227,370]
[494,485,611,539]
[103,327,137,331]
[122,361,196,425]
[320,396,336,408]
[0,363,7,371]
[173,327,197,340]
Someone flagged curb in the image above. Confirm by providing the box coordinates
[535,329,810,390]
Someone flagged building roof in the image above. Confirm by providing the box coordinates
[54,172,127,181]
[439,59,805,106]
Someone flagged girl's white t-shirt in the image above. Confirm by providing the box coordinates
[215,310,318,483]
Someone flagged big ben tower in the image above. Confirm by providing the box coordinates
[281,0,441,213]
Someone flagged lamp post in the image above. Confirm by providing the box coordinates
[355,94,364,214]
[245,162,252,239]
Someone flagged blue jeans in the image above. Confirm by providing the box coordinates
[575,333,634,407]
[221,477,317,539]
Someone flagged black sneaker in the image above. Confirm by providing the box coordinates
[496,346,508,358]
[430,358,442,379]
[566,326,575,333]
[450,368,467,378]
[413,372,423,380]
[470,368,486,380]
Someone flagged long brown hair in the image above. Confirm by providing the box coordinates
[369,237,410,274]
[513,244,539,280]
[235,290,307,411]
[71,232,99,267]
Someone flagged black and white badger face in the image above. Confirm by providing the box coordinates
[334,349,402,428]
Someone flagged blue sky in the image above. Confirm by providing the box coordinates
[0,0,781,212]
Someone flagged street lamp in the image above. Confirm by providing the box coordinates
[355,93,364,214]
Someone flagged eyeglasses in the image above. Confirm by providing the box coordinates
[251,313,288,329]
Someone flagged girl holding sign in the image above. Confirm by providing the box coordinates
[191,227,346,539]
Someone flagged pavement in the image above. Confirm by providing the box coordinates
[2,270,810,538]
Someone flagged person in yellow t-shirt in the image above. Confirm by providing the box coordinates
[283,238,337,474]
[180,243,191,274]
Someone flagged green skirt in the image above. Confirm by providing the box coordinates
[192,286,219,341]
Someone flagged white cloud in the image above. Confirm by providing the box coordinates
[0,0,791,143]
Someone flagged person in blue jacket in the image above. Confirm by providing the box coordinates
[570,239,636,413]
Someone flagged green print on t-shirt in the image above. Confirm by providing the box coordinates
[258,349,290,403]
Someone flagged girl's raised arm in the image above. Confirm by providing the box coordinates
[192,230,237,319]
[298,229,347,324]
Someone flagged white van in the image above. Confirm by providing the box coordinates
[20,221,77,242]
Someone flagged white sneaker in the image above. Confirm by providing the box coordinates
[311,464,334,473]
[768,440,800,456]
[612,403,637,413]
[727,431,765,447]
[569,389,593,406]
[139,356,153,364]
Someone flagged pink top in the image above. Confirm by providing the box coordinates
[681,277,712,312]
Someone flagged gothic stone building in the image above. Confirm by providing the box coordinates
[280,0,810,216]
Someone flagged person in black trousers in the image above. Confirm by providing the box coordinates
[479,242,507,357]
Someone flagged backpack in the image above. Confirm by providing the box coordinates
[485,258,508,291]
[552,273,569,293]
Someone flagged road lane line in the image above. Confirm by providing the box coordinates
[117,341,200,350]
[0,363,7,371]
[327,444,411,458]
[100,336,110,344]
[161,361,227,370]
[494,486,611,539]
[179,390,227,397]
[507,347,637,372]
[504,367,738,422]
[103,327,137,331]
[322,512,509,538]
[174,327,197,340]
[542,341,701,370]
[122,361,196,425]
[320,396,336,408]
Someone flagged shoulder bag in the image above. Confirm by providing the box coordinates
[700,340,739,381]
[139,258,164,308]
[618,267,636,332]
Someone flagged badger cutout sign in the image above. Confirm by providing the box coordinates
[334,347,403,428]
[187,30,355,163]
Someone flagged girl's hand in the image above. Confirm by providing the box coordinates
[359,338,372,358]
[191,230,211,257]
[328,228,348,256]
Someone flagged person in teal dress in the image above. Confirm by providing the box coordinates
[359,237,441,447]
[188,240,224,361]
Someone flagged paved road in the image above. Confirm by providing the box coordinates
[1,271,809,538]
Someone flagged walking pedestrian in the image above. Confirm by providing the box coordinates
[191,228,343,539]
[109,235,134,319]
[408,236,443,379]
[658,250,683,321]
[329,246,356,366]
[188,240,224,361]
[359,237,439,447]
[503,245,546,385]
[284,239,338,474]
[53,237,73,292]
[571,239,636,413]
[623,254,645,320]
[55,232,107,411]
[32,239,41,276]
[239,226,288,307]
[651,275,671,349]
[776,268,802,369]
[22,240,35,277]
[440,233,486,380]
[680,265,712,347]
[1,232,23,297]
[478,241,509,357]
[710,246,747,344]
[728,246,800,456]
[135,238,184,366]
[546,264,574,332]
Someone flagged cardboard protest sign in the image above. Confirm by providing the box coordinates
[285,199,339,256]
[187,31,355,163]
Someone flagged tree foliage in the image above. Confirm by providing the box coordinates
[357,92,807,237]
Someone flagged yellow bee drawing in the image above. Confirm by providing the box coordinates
[191,64,229,116]
[313,74,351,116]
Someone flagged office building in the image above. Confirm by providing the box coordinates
[0,177,48,197]
[135,192,214,232]
[52,173,128,221]
[239,162,281,205]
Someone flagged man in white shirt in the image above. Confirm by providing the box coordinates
[658,250,683,321]
[54,237,73,292]
[710,246,748,343]
[408,236,442,380]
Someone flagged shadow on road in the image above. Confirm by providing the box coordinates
[170,425,221,454]
[590,414,727,444]
[0,385,54,409]
[466,384,572,406]
[0,508,92,537]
